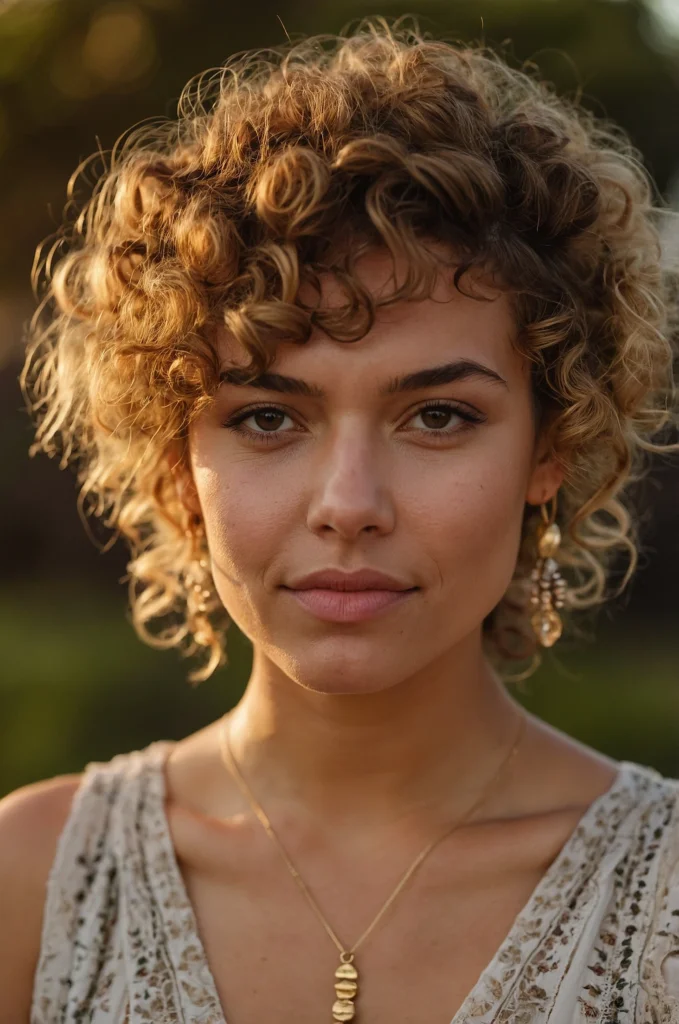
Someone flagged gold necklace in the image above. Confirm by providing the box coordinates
[218,709,526,1023]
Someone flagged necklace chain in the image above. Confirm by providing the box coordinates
[218,708,526,959]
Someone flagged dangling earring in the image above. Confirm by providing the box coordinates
[184,514,213,646]
[530,496,567,647]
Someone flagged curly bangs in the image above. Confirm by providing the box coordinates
[20,18,679,682]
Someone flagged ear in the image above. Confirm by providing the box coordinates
[525,436,565,508]
[166,438,202,518]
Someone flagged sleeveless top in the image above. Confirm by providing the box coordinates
[29,741,679,1024]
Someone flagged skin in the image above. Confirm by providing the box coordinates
[0,248,621,1023]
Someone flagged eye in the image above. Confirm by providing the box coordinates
[412,405,462,430]
[405,400,484,439]
[222,405,299,444]
[241,408,290,432]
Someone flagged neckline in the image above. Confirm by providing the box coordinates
[146,743,647,1024]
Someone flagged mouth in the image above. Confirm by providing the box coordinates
[281,585,419,623]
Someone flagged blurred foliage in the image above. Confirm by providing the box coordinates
[1,0,679,793]
[0,582,251,796]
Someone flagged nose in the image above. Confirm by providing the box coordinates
[305,421,396,541]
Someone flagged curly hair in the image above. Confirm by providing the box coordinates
[19,17,679,683]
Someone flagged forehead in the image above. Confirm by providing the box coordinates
[216,248,521,386]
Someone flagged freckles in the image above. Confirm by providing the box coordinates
[213,484,297,576]
[230,486,297,529]
[410,471,514,564]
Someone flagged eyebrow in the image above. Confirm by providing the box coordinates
[219,359,508,396]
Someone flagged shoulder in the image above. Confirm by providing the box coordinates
[0,773,82,842]
[0,742,171,1022]
[0,773,84,908]
[0,775,83,1021]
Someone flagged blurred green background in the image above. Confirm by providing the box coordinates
[2,0,679,798]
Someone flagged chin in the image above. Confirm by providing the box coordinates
[277,640,414,695]
[298,674,402,697]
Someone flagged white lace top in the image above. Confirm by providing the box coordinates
[30,741,679,1023]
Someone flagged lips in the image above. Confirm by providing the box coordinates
[284,568,415,592]
[281,568,418,623]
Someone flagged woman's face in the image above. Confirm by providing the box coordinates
[187,250,561,694]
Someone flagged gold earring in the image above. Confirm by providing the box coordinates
[184,515,213,645]
[530,496,567,647]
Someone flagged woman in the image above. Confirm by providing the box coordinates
[2,18,679,1023]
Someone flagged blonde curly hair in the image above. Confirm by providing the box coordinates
[20,17,679,683]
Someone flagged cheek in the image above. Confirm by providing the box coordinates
[192,455,299,583]
[404,427,532,594]
[191,461,291,639]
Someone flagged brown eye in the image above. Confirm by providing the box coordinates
[418,407,459,430]
[224,404,298,442]
[252,409,286,431]
[406,401,484,440]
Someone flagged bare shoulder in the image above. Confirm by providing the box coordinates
[0,774,83,1022]
[0,773,82,836]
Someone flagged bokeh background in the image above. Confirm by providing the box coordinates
[2,0,679,798]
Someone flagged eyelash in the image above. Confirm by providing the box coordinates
[222,400,485,445]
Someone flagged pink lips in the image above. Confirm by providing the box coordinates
[282,568,417,623]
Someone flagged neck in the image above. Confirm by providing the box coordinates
[223,636,525,834]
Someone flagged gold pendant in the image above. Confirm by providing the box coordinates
[333,955,358,1021]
